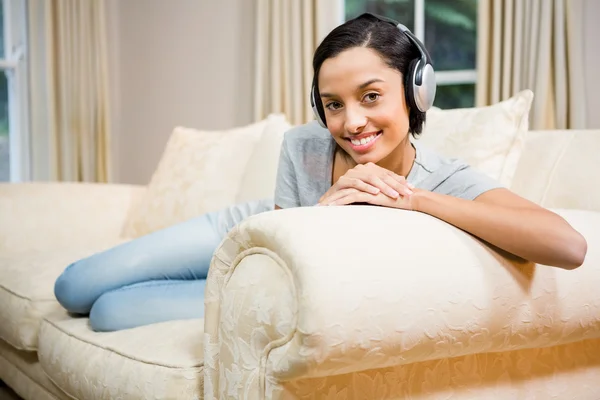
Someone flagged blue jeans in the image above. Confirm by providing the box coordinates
[54,199,274,331]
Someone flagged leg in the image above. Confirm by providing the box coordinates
[54,199,274,315]
[55,212,221,314]
[89,279,206,332]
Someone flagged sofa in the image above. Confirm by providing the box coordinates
[1,91,599,399]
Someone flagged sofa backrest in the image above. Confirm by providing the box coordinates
[509,129,600,212]
[121,108,598,239]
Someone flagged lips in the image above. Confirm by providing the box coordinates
[346,131,382,153]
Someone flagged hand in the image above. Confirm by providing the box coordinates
[319,162,414,204]
[319,186,417,210]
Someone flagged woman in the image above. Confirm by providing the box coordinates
[55,13,586,332]
[274,12,586,269]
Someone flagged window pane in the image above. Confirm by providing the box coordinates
[424,0,477,70]
[345,0,414,30]
[0,71,9,181]
[433,83,475,109]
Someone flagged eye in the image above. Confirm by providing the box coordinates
[325,101,343,111]
[363,92,380,103]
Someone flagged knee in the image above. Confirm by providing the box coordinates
[54,262,90,314]
[89,291,122,332]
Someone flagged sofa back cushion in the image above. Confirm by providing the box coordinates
[121,90,537,238]
[420,89,533,187]
[510,129,600,211]
[122,114,291,238]
[235,115,292,204]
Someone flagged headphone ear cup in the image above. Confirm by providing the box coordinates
[405,58,419,112]
[405,58,436,113]
[311,85,327,128]
[414,63,437,112]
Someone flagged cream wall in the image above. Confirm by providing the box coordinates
[107,0,256,184]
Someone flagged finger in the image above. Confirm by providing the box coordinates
[362,174,400,199]
[381,174,413,197]
[330,191,374,206]
[319,183,343,203]
[319,189,333,203]
[383,170,414,188]
[338,176,380,195]
[349,165,401,199]
[320,188,360,205]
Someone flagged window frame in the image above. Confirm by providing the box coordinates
[1,0,30,182]
[341,0,478,98]
[413,0,477,88]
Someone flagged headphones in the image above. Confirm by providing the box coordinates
[310,13,437,128]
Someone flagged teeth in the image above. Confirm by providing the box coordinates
[351,133,378,146]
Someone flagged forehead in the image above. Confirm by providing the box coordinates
[318,47,397,91]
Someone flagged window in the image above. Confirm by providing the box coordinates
[344,0,478,109]
[0,0,29,182]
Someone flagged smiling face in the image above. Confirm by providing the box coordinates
[318,46,412,167]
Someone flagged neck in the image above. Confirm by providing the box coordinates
[377,135,416,177]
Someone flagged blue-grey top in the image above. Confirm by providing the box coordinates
[274,121,503,208]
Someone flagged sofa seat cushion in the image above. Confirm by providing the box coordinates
[0,338,69,400]
[38,312,204,400]
[0,239,127,351]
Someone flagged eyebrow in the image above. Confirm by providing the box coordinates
[320,78,384,99]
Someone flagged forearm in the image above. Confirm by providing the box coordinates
[412,190,587,269]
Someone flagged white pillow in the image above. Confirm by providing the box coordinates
[419,89,534,187]
[235,114,292,203]
[122,119,270,238]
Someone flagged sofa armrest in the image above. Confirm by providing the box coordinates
[203,206,600,398]
[0,182,146,252]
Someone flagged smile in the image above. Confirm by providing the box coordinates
[346,131,382,152]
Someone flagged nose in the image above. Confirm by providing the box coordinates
[344,104,367,134]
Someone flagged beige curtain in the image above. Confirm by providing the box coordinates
[253,0,343,125]
[28,0,111,182]
[476,0,586,130]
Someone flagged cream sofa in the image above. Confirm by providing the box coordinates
[1,93,600,399]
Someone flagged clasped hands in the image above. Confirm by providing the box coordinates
[318,162,416,210]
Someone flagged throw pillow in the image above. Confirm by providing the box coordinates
[122,118,272,238]
[418,89,534,187]
[235,114,293,203]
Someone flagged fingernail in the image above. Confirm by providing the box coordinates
[408,183,415,189]
[387,189,400,198]
[405,189,413,196]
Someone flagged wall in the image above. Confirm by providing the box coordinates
[583,0,600,129]
[106,1,600,184]
[107,0,256,184]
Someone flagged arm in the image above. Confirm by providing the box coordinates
[273,133,301,210]
[319,162,587,270]
[412,187,588,270]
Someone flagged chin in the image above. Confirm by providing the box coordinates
[346,147,387,165]
[352,154,381,165]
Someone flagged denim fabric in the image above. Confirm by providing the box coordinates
[54,199,274,331]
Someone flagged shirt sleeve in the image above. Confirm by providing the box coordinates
[433,165,505,201]
[274,134,301,208]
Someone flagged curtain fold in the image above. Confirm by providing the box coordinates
[28,0,111,182]
[253,0,342,125]
[476,0,586,130]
